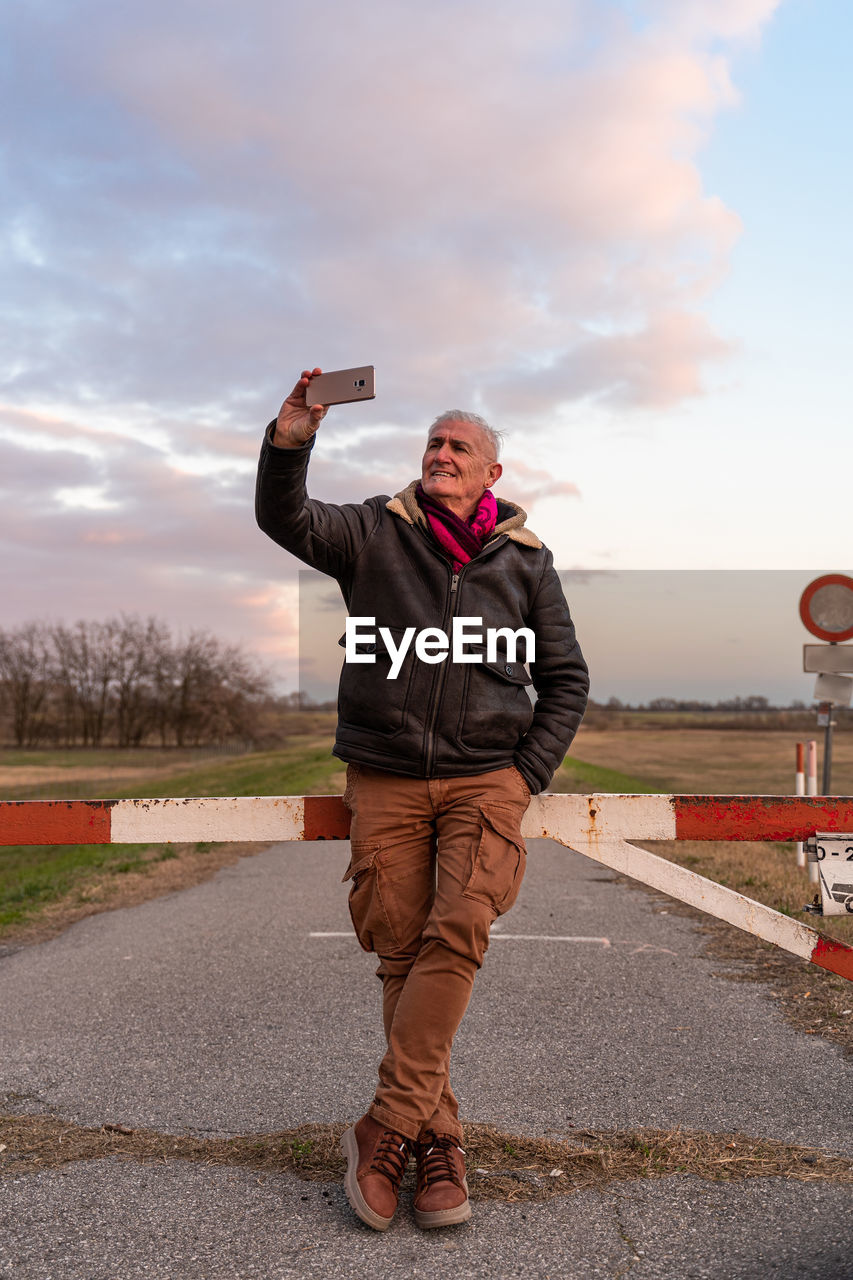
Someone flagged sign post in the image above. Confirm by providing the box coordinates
[805,834,853,915]
[799,574,853,795]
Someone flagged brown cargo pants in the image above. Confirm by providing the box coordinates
[342,763,531,1143]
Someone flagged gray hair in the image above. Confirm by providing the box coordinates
[427,410,504,461]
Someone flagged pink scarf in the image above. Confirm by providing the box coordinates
[415,484,498,572]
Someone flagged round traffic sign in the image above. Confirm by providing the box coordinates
[799,574,853,642]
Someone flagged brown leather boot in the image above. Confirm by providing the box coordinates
[340,1114,410,1231]
[413,1130,472,1228]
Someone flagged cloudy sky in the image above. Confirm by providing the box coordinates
[2,0,850,701]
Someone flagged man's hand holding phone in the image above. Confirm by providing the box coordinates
[273,368,328,448]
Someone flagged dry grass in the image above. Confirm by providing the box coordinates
[2,1114,850,1199]
[636,837,853,949]
[0,765,175,788]
[0,748,246,797]
[570,727,853,796]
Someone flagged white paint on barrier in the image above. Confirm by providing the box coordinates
[523,793,676,842]
[111,796,305,843]
[565,837,817,964]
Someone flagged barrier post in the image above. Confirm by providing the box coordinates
[795,742,806,868]
[807,740,820,883]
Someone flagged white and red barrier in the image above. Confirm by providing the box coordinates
[0,795,350,847]
[2,793,852,983]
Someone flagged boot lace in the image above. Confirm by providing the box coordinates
[417,1131,466,1188]
[369,1131,410,1188]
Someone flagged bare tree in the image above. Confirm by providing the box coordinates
[51,621,115,747]
[156,630,269,747]
[112,615,170,747]
[0,622,55,746]
[203,641,270,744]
[0,615,273,748]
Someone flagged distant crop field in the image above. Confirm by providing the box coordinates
[563,725,853,795]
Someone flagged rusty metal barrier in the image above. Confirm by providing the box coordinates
[2,793,852,982]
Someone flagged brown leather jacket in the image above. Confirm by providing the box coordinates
[255,430,589,793]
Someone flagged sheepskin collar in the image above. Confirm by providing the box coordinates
[386,480,542,550]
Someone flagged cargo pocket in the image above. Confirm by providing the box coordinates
[462,803,527,916]
[342,841,398,954]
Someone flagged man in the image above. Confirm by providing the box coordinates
[255,368,589,1231]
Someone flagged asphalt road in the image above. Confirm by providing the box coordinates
[3,838,853,1279]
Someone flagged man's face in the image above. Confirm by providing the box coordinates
[420,420,502,519]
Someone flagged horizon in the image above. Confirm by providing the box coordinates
[297,569,853,708]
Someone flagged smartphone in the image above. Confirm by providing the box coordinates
[305,365,376,407]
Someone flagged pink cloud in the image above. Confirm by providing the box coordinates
[493,461,581,510]
[22,0,776,423]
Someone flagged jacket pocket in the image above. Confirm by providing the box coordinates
[337,628,416,736]
[455,655,534,751]
[462,802,527,915]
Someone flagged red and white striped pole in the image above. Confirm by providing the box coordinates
[795,742,806,868]
[807,739,819,883]
[2,793,853,983]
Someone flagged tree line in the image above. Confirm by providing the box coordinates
[605,695,779,712]
[0,617,273,748]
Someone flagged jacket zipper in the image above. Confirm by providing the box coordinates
[423,569,459,775]
[417,529,509,775]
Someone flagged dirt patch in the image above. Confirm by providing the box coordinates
[2,1114,849,1197]
[0,765,186,789]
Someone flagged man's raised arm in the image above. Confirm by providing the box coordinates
[256,367,383,580]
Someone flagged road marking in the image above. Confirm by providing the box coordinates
[308,931,610,945]
[491,934,611,944]
[624,942,678,957]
